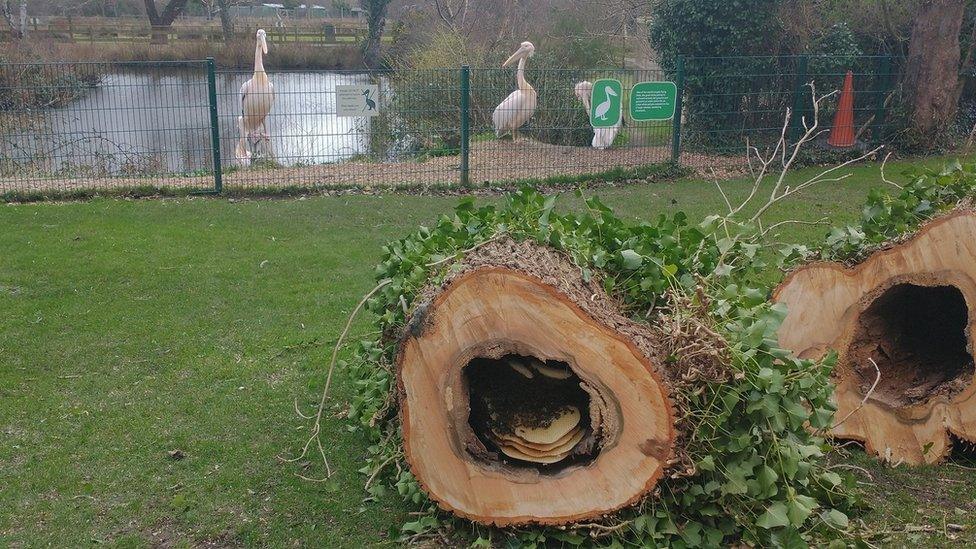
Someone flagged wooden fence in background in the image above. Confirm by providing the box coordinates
[0,16,368,45]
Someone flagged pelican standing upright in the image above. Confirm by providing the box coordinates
[236,29,276,166]
[492,41,538,141]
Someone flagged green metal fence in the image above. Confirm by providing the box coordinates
[0,55,896,198]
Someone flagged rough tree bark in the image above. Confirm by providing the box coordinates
[144,0,188,44]
[362,0,390,68]
[1,0,26,39]
[143,0,188,27]
[396,240,676,525]
[903,0,966,139]
[774,209,976,465]
[215,0,233,42]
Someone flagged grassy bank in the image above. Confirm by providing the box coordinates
[0,37,363,70]
[2,158,976,546]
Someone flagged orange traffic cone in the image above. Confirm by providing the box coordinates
[828,70,856,148]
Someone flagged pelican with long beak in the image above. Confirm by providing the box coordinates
[492,41,537,141]
[236,29,275,166]
[574,80,621,150]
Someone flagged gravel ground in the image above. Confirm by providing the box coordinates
[0,140,748,195]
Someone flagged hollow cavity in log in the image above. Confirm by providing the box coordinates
[464,354,599,470]
[843,283,974,408]
[773,210,976,465]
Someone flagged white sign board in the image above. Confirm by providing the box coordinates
[336,84,380,117]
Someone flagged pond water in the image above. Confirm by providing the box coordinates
[4,69,375,175]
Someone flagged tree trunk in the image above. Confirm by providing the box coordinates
[2,0,22,39]
[215,0,233,42]
[143,0,188,27]
[903,0,965,139]
[17,0,25,38]
[397,240,675,525]
[362,0,389,68]
[774,210,976,465]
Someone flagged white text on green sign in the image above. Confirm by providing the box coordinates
[630,81,677,122]
[590,79,623,128]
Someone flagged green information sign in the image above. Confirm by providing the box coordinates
[589,78,623,128]
[629,81,677,122]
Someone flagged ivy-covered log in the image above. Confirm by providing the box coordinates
[775,209,976,465]
[336,189,851,546]
[397,240,675,525]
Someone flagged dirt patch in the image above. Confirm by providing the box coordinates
[0,140,747,195]
[845,283,974,408]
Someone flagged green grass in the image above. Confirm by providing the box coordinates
[2,157,976,547]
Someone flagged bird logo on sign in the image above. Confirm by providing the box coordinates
[362,89,376,112]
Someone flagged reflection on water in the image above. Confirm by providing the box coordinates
[1,69,372,176]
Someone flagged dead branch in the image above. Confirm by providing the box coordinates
[285,278,393,481]
[828,358,881,432]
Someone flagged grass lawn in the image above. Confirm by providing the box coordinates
[3,157,976,547]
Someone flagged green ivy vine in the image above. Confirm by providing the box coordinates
[778,160,976,267]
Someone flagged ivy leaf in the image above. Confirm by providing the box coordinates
[756,502,790,529]
[619,249,643,270]
[770,527,808,549]
[758,465,778,490]
[787,495,819,526]
[821,509,849,530]
[820,471,842,487]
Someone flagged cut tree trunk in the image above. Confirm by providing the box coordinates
[396,240,675,525]
[774,209,976,465]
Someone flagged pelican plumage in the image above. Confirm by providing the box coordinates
[236,29,275,166]
[574,80,620,150]
[492,41,537,141]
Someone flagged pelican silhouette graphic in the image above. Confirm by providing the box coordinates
[595,85,618,121]
[362,89,376,112]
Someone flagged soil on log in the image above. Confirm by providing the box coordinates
[774,209,976,465]
[395,239,676,526]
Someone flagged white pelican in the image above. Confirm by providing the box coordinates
[574,80,621,150]
[236,29,275,166]
[492,41,537,141]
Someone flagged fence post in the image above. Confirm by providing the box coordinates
[460,64,471,187]
[872,55,893,144]
[206,57,223,194]
[789,55,810,142]
[670,56,684,164]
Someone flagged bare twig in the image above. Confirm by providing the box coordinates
[425,234,504,267]
[829,358,881,432]
[880,152,902,189]
[286,278,393,481]
[758,217,830,239]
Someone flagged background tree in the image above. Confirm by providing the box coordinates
[649,0,786,147]
[214,0,233,41]
[144,0,188,27]
[902,0,966,139]
[362,0,391,68]
[1,0,27,39]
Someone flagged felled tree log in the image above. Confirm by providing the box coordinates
[395,240,675,526]
[774,210,976,464]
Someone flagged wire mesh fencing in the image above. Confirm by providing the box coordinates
[0,55,897,199]
[677,55,895,172]
[0,60,217,197]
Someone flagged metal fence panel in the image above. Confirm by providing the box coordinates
[0,60,216,197]
[0,55,899,199]
[677,55,896,171]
